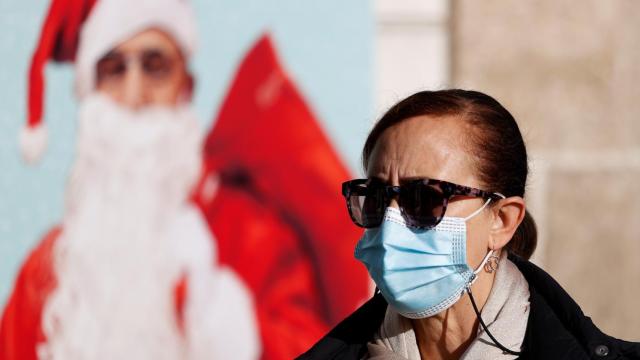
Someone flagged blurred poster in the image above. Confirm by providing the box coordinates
[0,0,371,359]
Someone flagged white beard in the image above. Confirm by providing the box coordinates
[39,94,204,360]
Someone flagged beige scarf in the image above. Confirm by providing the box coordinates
[367,253,530,359]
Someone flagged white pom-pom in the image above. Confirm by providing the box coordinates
[20,124,48,164]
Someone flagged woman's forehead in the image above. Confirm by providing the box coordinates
[366,115,479,186]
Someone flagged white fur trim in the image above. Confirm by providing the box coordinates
[167,204,218,270]
[19,124,48,164]
[75,0,197,98]
[169,205,261,359]
[186,268,261,360]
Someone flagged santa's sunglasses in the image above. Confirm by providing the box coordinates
[342,178,505,229]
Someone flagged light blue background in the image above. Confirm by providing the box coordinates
[0,0,373,307]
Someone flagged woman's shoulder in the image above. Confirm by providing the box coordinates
[509,254,640,359]
[297,255,640,360]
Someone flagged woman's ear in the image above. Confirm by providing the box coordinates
[489,196,526,250]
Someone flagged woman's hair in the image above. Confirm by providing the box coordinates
[362,89,537,259]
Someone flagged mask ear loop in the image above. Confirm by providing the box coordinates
[463,198,492,221]
[472,250,494,277]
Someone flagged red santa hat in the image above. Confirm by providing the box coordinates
[20,0,197,164]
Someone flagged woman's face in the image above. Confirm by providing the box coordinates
[366,114,493,269]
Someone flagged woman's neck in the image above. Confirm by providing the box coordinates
[411,271,496,360]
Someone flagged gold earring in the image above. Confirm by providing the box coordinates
[484,254,500,273]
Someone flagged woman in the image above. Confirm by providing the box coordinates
[299,90,640,359]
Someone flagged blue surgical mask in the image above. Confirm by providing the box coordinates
[355,202,493,319]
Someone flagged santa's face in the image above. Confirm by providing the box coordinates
[95,29,192,109]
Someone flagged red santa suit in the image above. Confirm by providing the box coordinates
[2,0,369,359]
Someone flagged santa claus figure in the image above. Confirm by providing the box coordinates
[1,0,369,359]
[4,0,259,358]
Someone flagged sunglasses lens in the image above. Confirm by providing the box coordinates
[344,180,449,228]
[400,182,445,228]
[346,182,386,228]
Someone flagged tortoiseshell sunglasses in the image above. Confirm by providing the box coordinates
[342,178,505,229]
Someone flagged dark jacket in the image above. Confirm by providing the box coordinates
[297,255,640,359]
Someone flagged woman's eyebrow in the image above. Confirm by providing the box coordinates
[365,175,385,182]
[398,176,436,184]
[399,176,425,182]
